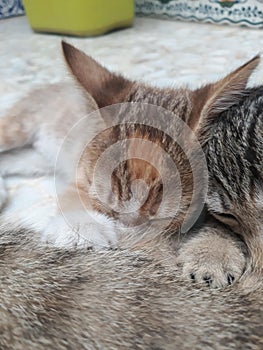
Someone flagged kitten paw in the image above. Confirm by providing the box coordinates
[41,211,119,250]
[177,227,246,288]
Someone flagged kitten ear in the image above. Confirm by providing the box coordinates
[190,55,260,135]
[62,41,133,108]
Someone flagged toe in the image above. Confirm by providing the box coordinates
[203,275,213,286]
[227,273,235,285]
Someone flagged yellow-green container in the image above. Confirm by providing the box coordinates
[22,0,134,36]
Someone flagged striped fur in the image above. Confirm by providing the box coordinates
[202,87,263,271]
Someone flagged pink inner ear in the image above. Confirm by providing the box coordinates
[62,41,133,108]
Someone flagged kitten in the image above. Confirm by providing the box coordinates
[0,42,261,287]
[200,86,263,272]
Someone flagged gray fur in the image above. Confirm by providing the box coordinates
[203,87,263,270]
[0,224,262,350]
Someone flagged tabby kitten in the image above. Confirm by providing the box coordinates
[0,42,261,287]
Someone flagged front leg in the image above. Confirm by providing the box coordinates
[41,186,119,250]
[177,221,247,288]
[41,210,119,250]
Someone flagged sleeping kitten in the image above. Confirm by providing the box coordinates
[0,42,261,287]
[199,86,263,272]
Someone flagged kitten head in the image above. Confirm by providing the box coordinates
[200,86,263,253]
[62,41,260,238]
[62,41,206,233]
[186,53,262,265]
[189,57,262,234]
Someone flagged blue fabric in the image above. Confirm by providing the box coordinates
[136,0,263,28]
[0,0,24,19]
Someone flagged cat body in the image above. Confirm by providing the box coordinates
[0,224,262,350]
[0,82,120,249]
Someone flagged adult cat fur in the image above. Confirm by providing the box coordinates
[0,223,261,350]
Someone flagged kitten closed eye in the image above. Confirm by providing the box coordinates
[212,212,241,234]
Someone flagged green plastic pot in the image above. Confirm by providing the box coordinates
[22,0,134,36]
